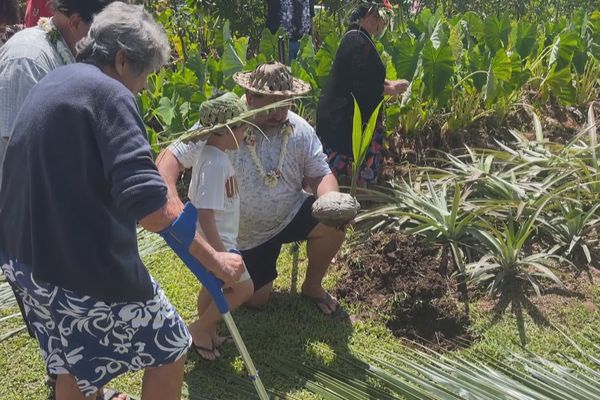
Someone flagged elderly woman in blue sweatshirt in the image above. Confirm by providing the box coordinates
[0,3,244,400]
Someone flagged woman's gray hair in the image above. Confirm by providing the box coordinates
[76,2,170,74]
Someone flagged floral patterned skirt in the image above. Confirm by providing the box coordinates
[325,130,384,187]
[0,252,191,397]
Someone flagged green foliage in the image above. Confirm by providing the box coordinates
[358,106,600,323]
[283,328,600,400]
[140,4,600,146]
[350,97,385,196]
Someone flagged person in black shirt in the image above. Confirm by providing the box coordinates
[316,0,409,186]
[266,0,315,61]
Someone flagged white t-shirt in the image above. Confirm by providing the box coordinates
[188,145,239,251]
[170,111,331,250]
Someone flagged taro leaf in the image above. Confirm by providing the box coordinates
[422,40,455,102]
[221,36,247,80]
[459,11,484,44]
[179,101,190,121]
[244,53,267,73]
[186,53,207,87]
[544,19,567,47]
[207,57,223,89]
[468,46,488,90]
[515,20,538,59]
[314,47,334,89]
[549,31,578,70]
[483,14,511,53]
[155,97,175,128]
[381,50,397,80]
[390,33,421,80]
[385,102,401,135]
[573,37,589,75]
[509,52,531,90]
[491,49,512,82]
[485,68,497,106]
[545,65,576,105]
[137,92,151,119]
[259,28,277,61]
[408,7,436,38]
[430,20,449,50]
[291,63,317,96]
[321,32,340,56]
[171,66,198,101]
[298,35,315,59]
[484,49,511,105]
[222,20,232,44]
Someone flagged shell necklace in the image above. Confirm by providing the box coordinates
[244,121,293,188]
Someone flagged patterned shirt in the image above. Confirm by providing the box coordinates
[0,23,74,183]
[170,111,331,250]
[266,0,315,41]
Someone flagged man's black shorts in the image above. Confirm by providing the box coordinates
[241,196,318,291]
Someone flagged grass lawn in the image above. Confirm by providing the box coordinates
[1,243,599,399]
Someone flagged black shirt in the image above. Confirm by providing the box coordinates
[316,24,386,156]
[266,0,316,41]
[0,63,167,302]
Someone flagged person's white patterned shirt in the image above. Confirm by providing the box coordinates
[169,111,331,250]
[0,24,75,182]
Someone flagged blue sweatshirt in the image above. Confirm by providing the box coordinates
[0,63,166,302]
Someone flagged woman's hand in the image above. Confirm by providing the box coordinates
[384,79,410,96]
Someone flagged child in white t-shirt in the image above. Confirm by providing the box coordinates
[187,93,253,361]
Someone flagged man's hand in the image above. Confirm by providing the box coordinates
[207,251,245,285]
[188,236,245,285]
[384,79,410,96]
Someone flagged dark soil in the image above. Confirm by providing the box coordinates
[334,230,472,350]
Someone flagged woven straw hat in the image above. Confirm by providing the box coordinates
[189,92,247,137]
[199,92,247,127]
[233,62,310,96]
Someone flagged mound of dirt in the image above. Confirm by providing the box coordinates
[334,231,472,349]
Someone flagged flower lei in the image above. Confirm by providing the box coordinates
[244,121,293,188]
[37,17,74,65]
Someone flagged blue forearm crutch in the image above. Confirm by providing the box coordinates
[160,202,269,400]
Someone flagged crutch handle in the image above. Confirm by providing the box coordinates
[159,202,229,314]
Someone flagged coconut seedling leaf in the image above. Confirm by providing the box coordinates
[351,96,363,170]
[359,99,385,163]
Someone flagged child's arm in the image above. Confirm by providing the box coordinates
[198,209,227,252]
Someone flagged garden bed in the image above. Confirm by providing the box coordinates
[334,230,472,349]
